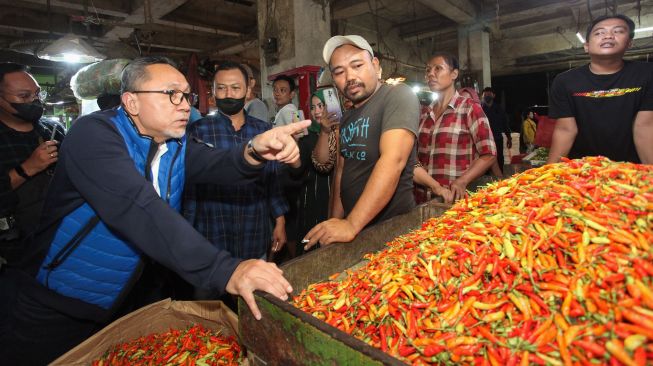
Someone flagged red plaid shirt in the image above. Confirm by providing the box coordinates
[415,92,496,203]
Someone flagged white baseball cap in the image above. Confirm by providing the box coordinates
[322,35,374,65]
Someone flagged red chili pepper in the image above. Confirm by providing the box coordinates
[398,345,416,357]
[379,324,388,352]
[573,340,606,357]
[422,343,444,357]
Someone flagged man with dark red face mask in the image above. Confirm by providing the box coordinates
[183,61,289,285]
[0,62,65,264]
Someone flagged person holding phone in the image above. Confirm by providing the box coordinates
[286,90,339,256]
[304,35,420,249]
[0,62,65,265]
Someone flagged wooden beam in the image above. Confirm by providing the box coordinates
[416,0,475,24]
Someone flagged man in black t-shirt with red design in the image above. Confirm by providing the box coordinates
[547,14,653,164]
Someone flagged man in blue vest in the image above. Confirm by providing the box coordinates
[0,56,309,364]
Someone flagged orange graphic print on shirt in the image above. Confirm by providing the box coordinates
[573,87,641,98]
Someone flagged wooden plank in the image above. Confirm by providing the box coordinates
[239,295,402,366]
[280,201,450,291]
[240,201,451,365]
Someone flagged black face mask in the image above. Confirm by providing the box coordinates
[215,97,245,116]
[10,100,44,123]
[483,95,493,104]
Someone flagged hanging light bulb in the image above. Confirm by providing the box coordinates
[38,34,105,63]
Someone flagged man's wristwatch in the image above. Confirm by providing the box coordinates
[246,139,266,163]
[14,164,31,180]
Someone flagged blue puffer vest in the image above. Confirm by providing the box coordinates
[36,108,186,309]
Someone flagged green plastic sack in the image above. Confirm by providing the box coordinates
[70,58,130,100]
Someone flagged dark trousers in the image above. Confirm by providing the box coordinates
[0,269,102,365]
[494,134,504,172]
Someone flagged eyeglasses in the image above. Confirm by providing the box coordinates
[130,90,198,106]
[3,90,47,102]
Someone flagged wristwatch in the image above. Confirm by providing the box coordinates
[246,139,266,163]
[14,164,31,180]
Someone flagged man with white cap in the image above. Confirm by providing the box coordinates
[304,35,419,249]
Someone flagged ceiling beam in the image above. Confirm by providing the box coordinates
[103,0,189,41]
[332,0,379,21]
[133,31,227,52]
[480,0,581,22]
[215,39,258,56]
[0,6,71,35]
[401,26,457,42]
[154,19,242,37]
[416,0,475,24]
[19,0,244,39]
[19,0,130,18]
[137,43,202,52]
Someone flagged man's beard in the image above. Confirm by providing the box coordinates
[344,80,372,104]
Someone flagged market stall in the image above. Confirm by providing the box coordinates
[241,157,653,365]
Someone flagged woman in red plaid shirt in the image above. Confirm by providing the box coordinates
[414,52,497,203]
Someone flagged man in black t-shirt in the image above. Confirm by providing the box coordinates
[547,14,653,164]
[0,63,65,263]
[481,86,511,171]
[303,35,419,249]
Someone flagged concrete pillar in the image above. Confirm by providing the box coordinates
[257,0,331,106]
[457,25,491,89]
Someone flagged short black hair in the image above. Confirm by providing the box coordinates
[428,52,459,71]
[586,14,636,41]
[214,61,249,84]
[121,56,178,94]
[273,75,296,92]
[97,93,121,110]
[482,86,495,94]
[0,62,29,85]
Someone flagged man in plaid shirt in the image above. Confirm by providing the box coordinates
[415,52,497,202]
[183,61,288,263]
[0,63,65,263]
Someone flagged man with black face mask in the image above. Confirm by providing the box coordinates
[0,62,64,265]
[183,61,289,299]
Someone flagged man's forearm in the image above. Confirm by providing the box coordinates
[330,155,345,219]
[456,155,496,187]
[346,155,405,233]
[634,111,653,164]
[546,118,577,164]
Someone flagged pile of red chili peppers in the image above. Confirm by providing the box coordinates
[293,157,653,365]
[91,324,242,365]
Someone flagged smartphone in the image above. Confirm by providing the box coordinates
[323,87,343,120]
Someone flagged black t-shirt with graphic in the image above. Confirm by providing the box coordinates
[549,61,653,163]
[339,83,419,226]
